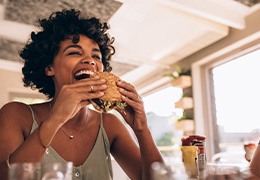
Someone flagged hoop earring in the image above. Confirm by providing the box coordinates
[46,71,53,76]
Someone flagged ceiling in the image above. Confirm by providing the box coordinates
[0,0,259,94]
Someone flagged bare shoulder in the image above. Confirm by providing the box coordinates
[0,102,34,164]
[102,112,126,129]
[0,101,30,116]
[102,112,132,141]
[0,101,32,128]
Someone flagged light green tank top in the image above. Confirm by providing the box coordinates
[28,106,113,180]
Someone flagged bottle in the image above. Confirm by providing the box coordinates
[181,146,199,179]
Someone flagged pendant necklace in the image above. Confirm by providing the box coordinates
[49,102,88,140]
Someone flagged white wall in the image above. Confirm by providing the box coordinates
[0,67,46,108]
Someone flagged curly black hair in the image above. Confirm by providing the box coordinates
[20,9,115,99]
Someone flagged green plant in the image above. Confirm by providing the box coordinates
[177,109,194,121]
[164,66,191,79]
[177,114,187,121]
[156,132,175,156]
[156,132,175,146]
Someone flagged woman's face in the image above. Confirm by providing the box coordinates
[47,34,103,90]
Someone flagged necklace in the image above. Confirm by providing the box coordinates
[49,102,88,140]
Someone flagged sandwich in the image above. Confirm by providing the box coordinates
[90,71,127,112]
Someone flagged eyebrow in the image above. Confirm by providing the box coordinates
[63,45,101,54]
[63,44,82,53]
[92,48,101,54]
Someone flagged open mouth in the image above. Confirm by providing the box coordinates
[74,70,94,80]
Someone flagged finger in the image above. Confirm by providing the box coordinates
[73,83,107,93]
[78,91,105,100]
[89,85,94,92]
[119,87,141,103]
[135,95,142,101]
[121,95,144,112]
[71,77,107,88]
[73,78,107,93]
[91,84,107,93]
[117,81,137,93]
[117,81,140,101]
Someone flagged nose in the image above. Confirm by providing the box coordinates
[81,57,95,66]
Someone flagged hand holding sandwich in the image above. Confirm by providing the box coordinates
[48,75,107,125]
[116,80,148,132]
[88,72,148,132]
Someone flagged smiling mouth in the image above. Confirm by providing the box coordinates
[74,70,94,80]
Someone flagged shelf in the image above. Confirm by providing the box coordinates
[171,75,192,89]
[175,97,193,109]
[175,119,195,132]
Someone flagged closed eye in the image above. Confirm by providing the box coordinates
[92,55,101,61]
[67,51,82,56]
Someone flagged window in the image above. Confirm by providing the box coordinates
[212,49,260,153]
[192,42,260,161]
[142,86,183,157]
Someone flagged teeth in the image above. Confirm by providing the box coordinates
[75,70,94,77]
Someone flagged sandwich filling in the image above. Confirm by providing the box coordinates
[91,98,127,112]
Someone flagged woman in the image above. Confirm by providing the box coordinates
[0,9,164,179]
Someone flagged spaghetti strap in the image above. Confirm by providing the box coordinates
[100,113,104,127]
[28,105,36,122]
[7,105,37,167]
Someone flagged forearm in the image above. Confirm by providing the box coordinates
[134,128,164,180]
[9,118,61,164]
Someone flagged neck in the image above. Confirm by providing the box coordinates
[65,106,89,128]
[48,100,89,128]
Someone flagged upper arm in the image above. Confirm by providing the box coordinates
[103,113,142,179]
[0,102,30,162]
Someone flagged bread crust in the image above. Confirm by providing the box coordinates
[93,72,121,101]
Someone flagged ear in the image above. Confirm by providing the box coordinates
[45,66,54,76]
